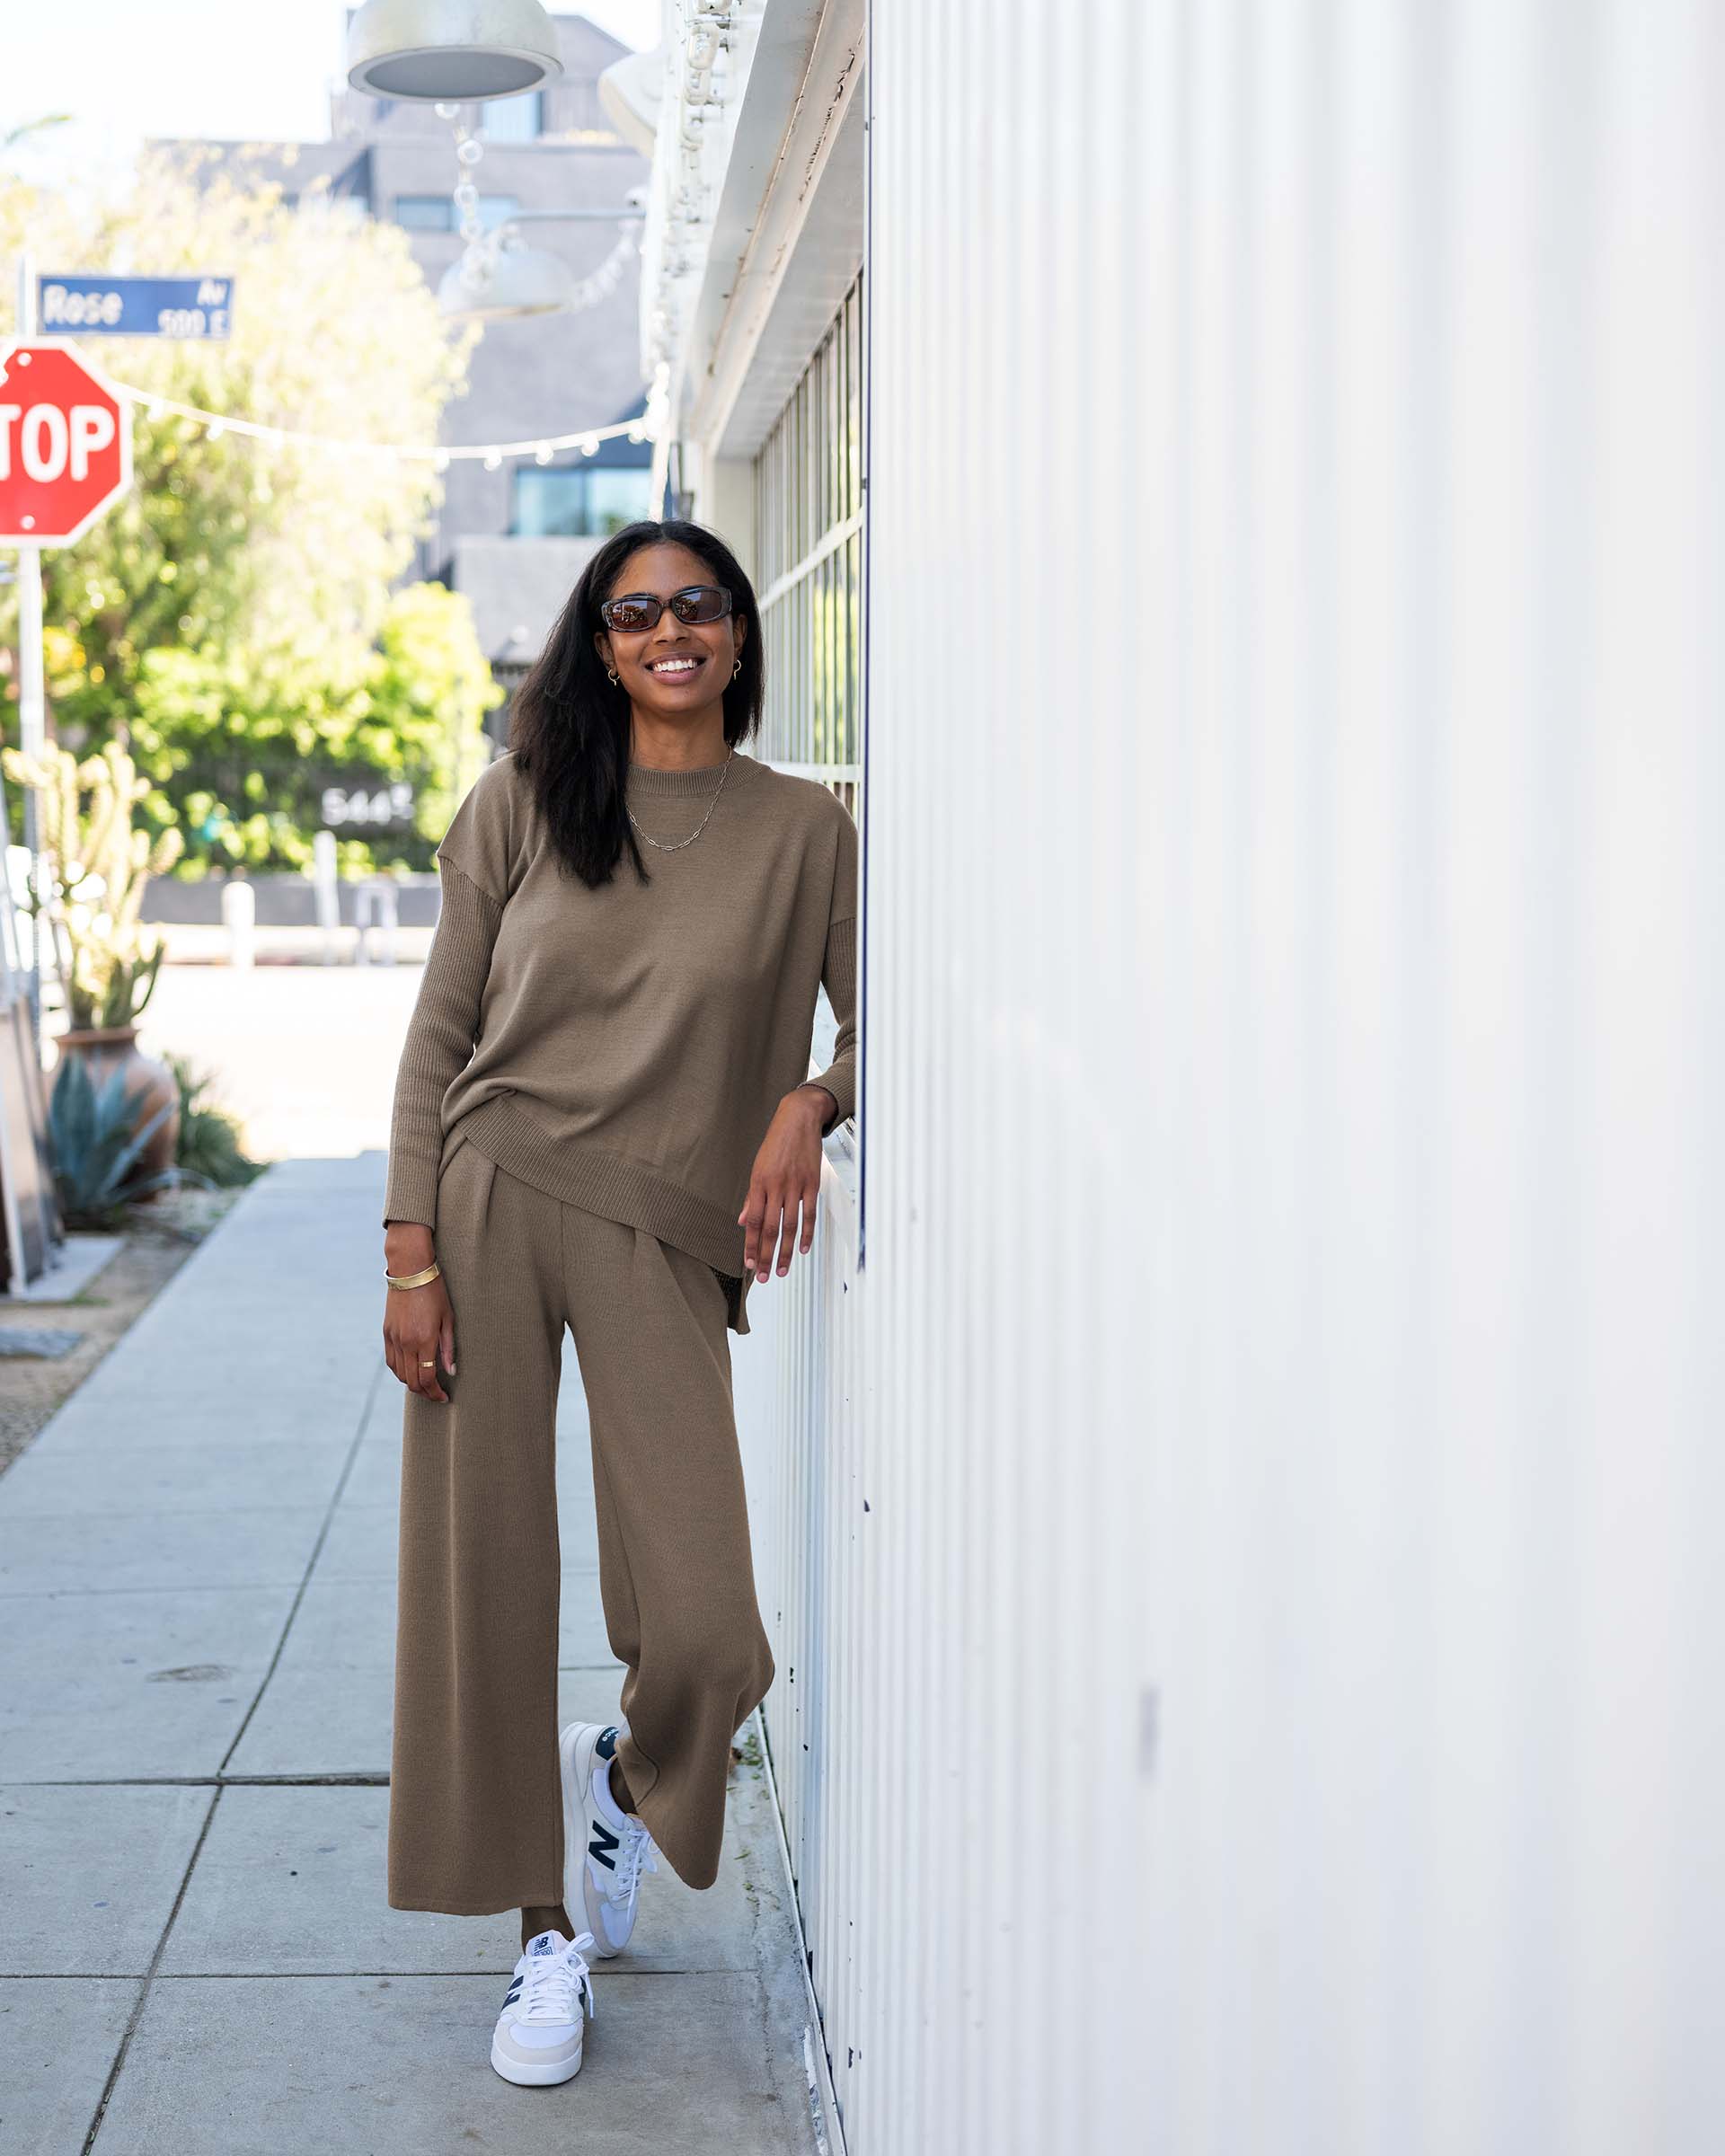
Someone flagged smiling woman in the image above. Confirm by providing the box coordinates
[382,720,855,1312]
[378,517,857,1980]
[598,573,739,711]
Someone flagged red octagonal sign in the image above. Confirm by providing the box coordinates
[0,338,133,545]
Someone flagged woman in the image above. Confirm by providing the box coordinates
[379,517,857,2087]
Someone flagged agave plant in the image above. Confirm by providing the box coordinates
[164,1050,264,1191]
[49,1049,181,1227]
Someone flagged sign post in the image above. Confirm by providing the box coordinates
[1,254,136,1035]
[11,249,42,1029]
[0,254,226,1291]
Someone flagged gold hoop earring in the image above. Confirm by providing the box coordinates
[607,667,619,685]
[731,658,741,680]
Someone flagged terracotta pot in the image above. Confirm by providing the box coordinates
[56,1025,180,1202]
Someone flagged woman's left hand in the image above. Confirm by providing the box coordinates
[739,1086,836,1281]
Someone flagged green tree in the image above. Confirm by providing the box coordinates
[118,584,499,875]
[0,144,496,862]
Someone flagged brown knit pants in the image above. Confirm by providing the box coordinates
[386,1135,775,1913]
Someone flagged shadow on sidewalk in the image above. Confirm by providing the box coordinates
[0,1159,823,2154]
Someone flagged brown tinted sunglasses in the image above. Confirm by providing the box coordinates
[599,586,734,633]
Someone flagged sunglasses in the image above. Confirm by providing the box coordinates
[599,585,735,633]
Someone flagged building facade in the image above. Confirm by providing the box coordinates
[639,3,1725,2154]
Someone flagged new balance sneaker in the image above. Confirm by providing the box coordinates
[560,1719,661,1958]
[490,1927,597,2086]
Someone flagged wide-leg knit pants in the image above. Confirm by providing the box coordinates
[386,1133,775,1913]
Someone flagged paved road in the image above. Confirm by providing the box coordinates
[0,1153,822,2153]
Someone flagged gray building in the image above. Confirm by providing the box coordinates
[155,11,658,740]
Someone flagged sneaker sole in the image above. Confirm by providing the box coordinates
[490,2037,584,2086]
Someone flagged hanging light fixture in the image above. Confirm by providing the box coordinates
[437,236,575,321]
[346,0,564,101]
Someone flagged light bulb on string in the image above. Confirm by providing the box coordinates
[99,376,647,467]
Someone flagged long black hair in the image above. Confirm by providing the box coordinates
[505,517,765,888]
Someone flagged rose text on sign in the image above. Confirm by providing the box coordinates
[36,276,235,341]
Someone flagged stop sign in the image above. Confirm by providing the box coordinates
[0,339,132,544]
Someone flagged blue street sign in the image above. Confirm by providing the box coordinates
[36,276,234,340]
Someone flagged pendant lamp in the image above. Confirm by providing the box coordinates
[437,239,576,321]
[347,0,564,102]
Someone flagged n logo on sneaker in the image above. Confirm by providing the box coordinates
[588,1815,620,1872]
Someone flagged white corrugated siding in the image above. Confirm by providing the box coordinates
[730,1,1725,2150]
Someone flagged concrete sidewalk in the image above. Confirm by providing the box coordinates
[0,1158,825,2155]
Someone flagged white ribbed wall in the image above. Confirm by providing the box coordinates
[735,2,1725,2151]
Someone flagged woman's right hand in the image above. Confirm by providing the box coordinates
[383,1224,456,1403]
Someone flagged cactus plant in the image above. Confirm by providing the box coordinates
[1,738,184,1031]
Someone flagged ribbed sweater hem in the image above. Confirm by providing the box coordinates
[452,1091,750,1283]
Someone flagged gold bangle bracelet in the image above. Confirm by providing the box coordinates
[385,1260,441,1290]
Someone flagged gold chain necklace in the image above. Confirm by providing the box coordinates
[625,747,736,852]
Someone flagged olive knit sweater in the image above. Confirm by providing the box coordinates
[382,747,858,1336]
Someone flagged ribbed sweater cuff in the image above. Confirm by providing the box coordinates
[805,1064,854,1128]
[382,1156,441,1231]
[808,912,857,1128]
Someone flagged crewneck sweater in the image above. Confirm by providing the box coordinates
[382,747,858,1337]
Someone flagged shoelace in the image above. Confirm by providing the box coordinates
[514,1931,599,2024]
[613,1817,661,1916]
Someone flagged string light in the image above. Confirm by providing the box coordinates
[92,103,657,473]
[644,1,738,380]
[434,107,634,320]
[102,380,652,466]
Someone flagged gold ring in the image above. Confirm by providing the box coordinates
[420,1359,436,1366]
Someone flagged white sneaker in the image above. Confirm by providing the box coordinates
[560,1719,661,1958]
[489,1927,597,2086]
